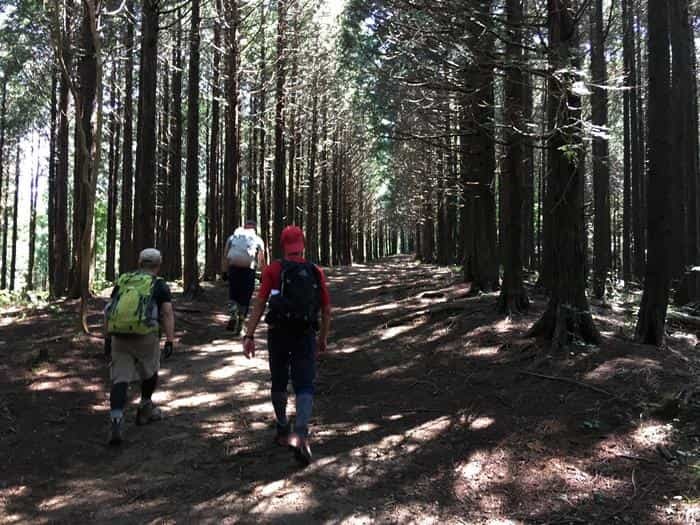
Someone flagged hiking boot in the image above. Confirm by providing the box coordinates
[274,424,291,447]
[235,314,246,336]
[108,417,124,446]
[136,401,163,426]
[226,316,239,332]
[288,433,312,467]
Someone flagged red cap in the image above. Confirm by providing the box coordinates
[281,225,305,255]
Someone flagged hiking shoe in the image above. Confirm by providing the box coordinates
[274,424,291,447]
[235,314,245,336]
[288,433,312,467]
[226,315,240,332]
[136,402,163,426]
[108,417,124,446]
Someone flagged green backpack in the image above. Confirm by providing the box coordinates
[107,272,162,335]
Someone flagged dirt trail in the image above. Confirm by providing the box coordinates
[1,257,698,524]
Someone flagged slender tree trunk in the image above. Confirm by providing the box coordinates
[164,15,183,280]
[106,61,119,282]
[305,81,320,261]
[528,0,600,349]
[119,0,135,274]
[156,55,170,253]
[622,0,632,283]
[224,0,240,242]
[205,5,222,281]
[499,0,529,314]
[134,0,158,252]
[590,0,611,299]
[55,7,72,293]
[27,148,40,290]
[320,103,330,265]
[626,0,644,279]
[271,0,288,258]
[9,145,19,291]
[48,71,58,294]
[286,4,300,225]
[183,0,201,296]
[0,79,6,290]
[522,71,535,270]
[258,0,269,248]
[635,0,672,346]
[0,161,8,290]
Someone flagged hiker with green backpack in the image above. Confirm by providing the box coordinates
[104,248,175,445]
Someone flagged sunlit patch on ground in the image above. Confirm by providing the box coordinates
[168,392,221,409]
[584,357,662,382]
[466,346,499,357]
[632,421,673,447]
[470,416,495,430]
[378,324,414,341]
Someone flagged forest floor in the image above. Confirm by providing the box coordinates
[2,256,700,524]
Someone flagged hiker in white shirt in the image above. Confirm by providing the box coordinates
[222,220,266,334]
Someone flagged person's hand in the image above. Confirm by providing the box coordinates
[104,336,112,358]
[317,337,328,358]
[163,341,174,360]
[243,336,256,359]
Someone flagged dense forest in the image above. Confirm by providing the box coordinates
[0,0,697,347]
[5,1,700,522]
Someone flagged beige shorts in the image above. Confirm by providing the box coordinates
[110,333,160,384]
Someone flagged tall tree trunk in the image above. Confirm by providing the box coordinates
[258,0,269,248]
[106,61,119,282]
[9,145,19,291]
[164,15,183,280]
[590,0,611,299]
[626,0,644,279]
[528,0,600,349]
[499,0,529,314]
[622,0,632,283]
[0,78,6,290]
[205,5,222,281]
[54,6,72,294]
[223,0,240,244]
[0,158,8,290]
[27,149,40,290]
[119,0,135,274]
[134,0,158,252]
[635,0,672,346]
[319,102,330,266]
[73,0,102,331]
[670,0,698,273]
[156,54,170,253]
[183,0,201,296]
[305,80,320,261]
[271,0,288,258]
[286,3,300,225]
[48,71,58,294]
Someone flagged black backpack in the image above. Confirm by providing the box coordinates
[265,260,322,332]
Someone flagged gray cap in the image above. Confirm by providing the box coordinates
[138,248,162,265]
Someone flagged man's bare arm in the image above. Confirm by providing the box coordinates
[160,302,175,342]
[318,305,331,352]
[244,299,265,338]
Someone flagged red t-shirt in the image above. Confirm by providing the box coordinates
[258,256,331,307]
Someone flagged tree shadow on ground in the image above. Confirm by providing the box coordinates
[1,257,698,523]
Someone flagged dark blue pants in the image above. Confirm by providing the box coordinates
[228,266,256,315]
[268,329,316,396]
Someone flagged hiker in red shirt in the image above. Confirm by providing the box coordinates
[242,225,331,466]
